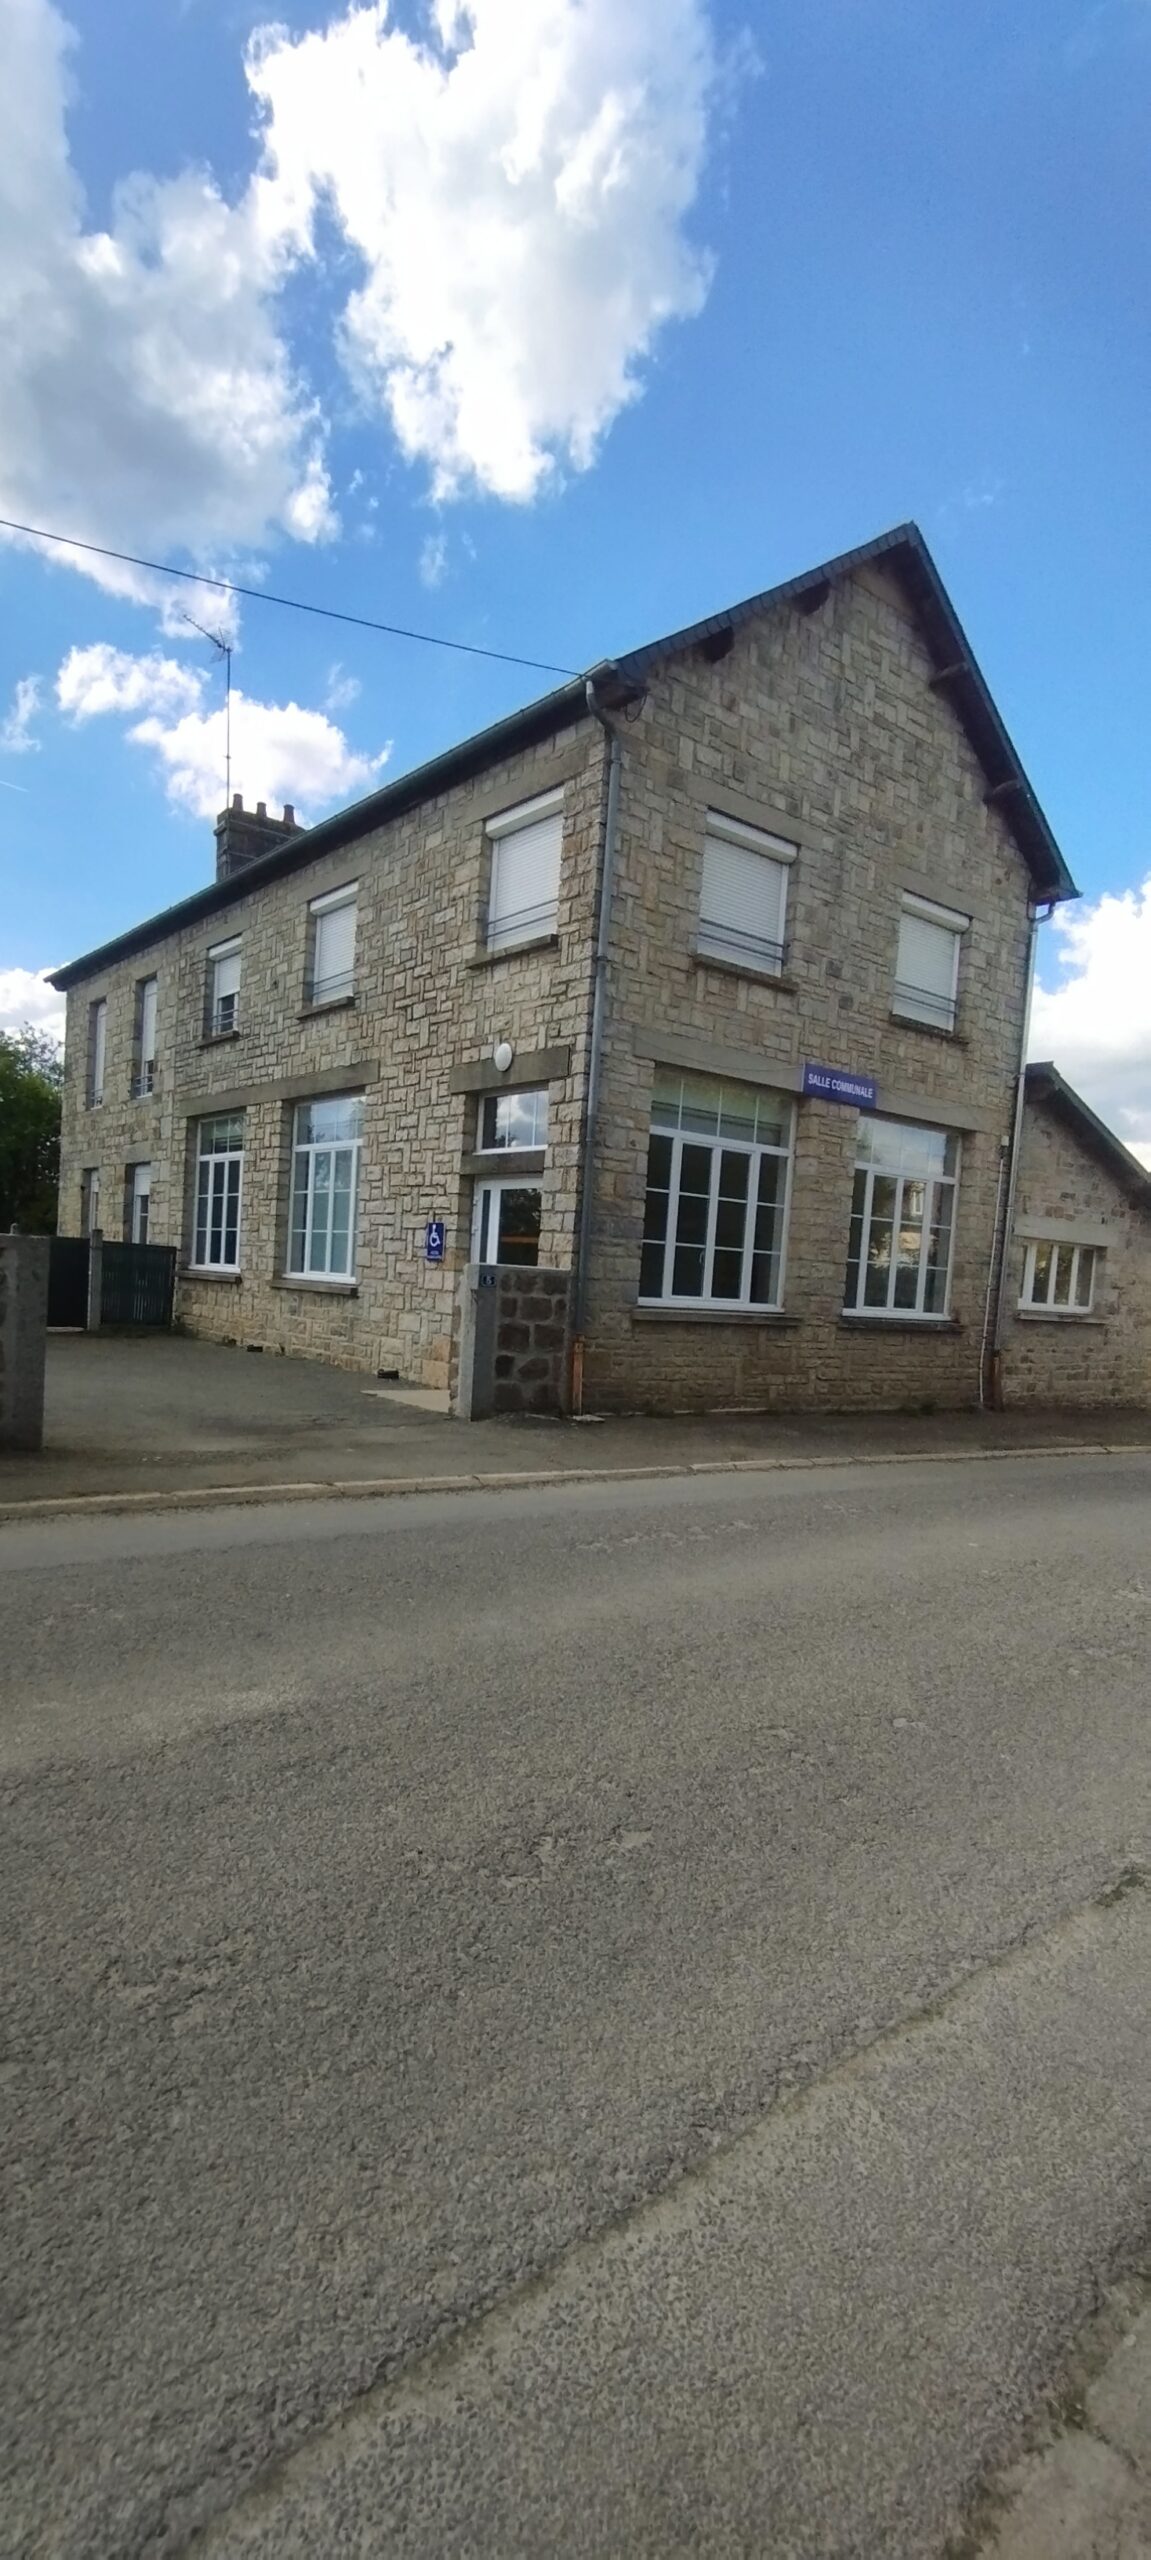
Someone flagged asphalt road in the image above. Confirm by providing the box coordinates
[3,1455,1150,2558]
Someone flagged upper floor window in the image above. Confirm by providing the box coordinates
[307,886,358,1006]
[640,1070,794,1310]
[129,1161,152,1246]
[80,1166,101,1235]
[193,1113,244,1272]
[478,1088,549,1152]
[1021,1240,1097,1314]
[288,1096,363,1279]
[844,1116,959,1319]
[87,998,107,1106]
[892,895,969,1033]
[132,976,157,1097]
[485,790,563,953]
[207,938,241,1038]
[697,812,796,978]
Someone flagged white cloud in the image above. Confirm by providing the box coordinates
[419,529,448,588]
[0,965,65,1041]
[0,0,333,603]
[56,641,389,822]
[0,674,42,752]
[324,662,362,713]
[1030,874,1151,1169]
[248,0,716,501]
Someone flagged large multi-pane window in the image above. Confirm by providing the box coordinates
[844,1116,959,1318]
[1020,1239,1097,1314]
[639,1072,793,1308]
[288,1096,363,1279]
[193,1113,244,1271]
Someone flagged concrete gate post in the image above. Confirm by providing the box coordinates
[0,1233,50,1452]
[86,1230,104,1333]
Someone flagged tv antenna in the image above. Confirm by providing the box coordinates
[180,613,234,805]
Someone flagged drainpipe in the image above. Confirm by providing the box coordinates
[568,675,624,1414]
[982,901,1049,1409]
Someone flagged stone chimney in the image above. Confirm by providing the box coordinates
[214,795,303,883]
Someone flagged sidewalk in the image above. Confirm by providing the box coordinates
[968,2273,1151,2558]
[1,1334,1148,1519]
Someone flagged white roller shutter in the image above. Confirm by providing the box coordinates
[311,896,357,999]
[894,899,966,1030]
[698,814,794,972]
[486,793,563,951]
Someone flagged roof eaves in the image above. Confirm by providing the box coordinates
[616,523,1077,908]
[50,672,591,990]
[1025,1061,1151,1203]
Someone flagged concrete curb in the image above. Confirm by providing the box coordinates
[1,1441,1148,1526]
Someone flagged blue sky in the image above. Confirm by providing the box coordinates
[2,0,1148,1154]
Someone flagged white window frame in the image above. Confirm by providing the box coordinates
[484,789,564,953]
[133,976,158,1096]
[892,895,969,1034]
[89,999,107,1106]
[207,938,242,1038]
[192,1115,244,1274]
[843,1117,960,1320]
[307,885,358,1007]
[471,1177,544,1265]
[286,1096,363,1280]
[639,1075,795,1312]
[477,1088,549,1154]
[129,1161,152,1246]
[1020,1239,1098,1314]
[81,1167,101,1236]
[697,811,797,978]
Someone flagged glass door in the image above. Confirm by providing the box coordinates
[472,1181,542,1266]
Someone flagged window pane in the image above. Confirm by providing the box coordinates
[223,1158,240,1265]
[650,1072,682,1129]
[195,1161,210,1263]
[844,1168,867,1309]
[1074,1247,1096,1309]
[718,1086,758,1142]
[1052,1245,1073,1306]
[309,1151,332,1271]
[481,1088,548,1150]
[639,1242,665,1297]
[495,1188,541,1266]
[923,1183,954,1314]
[864,1174,897,1307]
[672,1243,707,1295]
[679,1077,721,1136]
[289,1154,309,1271]
[675,1147,712,1246]
[1029,1241,1053,1305]
[297,1096,362,1148]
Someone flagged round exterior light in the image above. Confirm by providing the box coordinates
[493,1040,515,1074]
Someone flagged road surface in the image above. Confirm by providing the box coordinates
[3,1454,1150,2556]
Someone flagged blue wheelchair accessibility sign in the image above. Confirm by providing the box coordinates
[424,1217,446,1263]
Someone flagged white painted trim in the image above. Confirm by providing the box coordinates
[484,786,565,840]
[1015,1215,1112,1248]
[705,808,798,861]
[900,892,970,932]
[308,881,359,916]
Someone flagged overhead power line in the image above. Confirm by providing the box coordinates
[0,514,582,680]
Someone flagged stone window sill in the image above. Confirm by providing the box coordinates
[467,933,560,969]
[199,1027,243,1049]
[179,1267,243,1285]
[888,1010,969,1048]
[632,1304,801,1328]
[299,994,357,1019]
[839,1314,962,1334]
[272,1274,359,1296]
[1014,1309,1107,1327]
[692,953,797,994]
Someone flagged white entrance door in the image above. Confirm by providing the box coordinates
[472,1180,542,1267]
[130,1161,152,1245]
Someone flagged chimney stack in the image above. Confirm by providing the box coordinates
[214,794,303,883]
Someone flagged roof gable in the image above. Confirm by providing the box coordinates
[1025,1062,1151,1206]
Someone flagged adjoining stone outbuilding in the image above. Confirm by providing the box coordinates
[53,519,1140,1419]
[999,1064,1151,1408]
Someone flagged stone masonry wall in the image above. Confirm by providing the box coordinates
[60,721,606,1388]
[1001,1101,1150,1407]
[491,1266,570,1413]
[582,564,1032,1413]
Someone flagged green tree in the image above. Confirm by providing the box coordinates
[0,1026,63,1232]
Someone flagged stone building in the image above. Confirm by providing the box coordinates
[54,520,1142,1417]
[999,1065,1151,1408]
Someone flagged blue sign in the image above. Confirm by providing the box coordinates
[424,1217,446,1264]
[802,1062,877,1109]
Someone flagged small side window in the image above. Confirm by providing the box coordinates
[1021,1241,1098,1313]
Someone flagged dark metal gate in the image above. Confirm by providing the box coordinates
[99,1243,177,1328]
[46,1237,177,1329]
[47,1236,90,1328]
